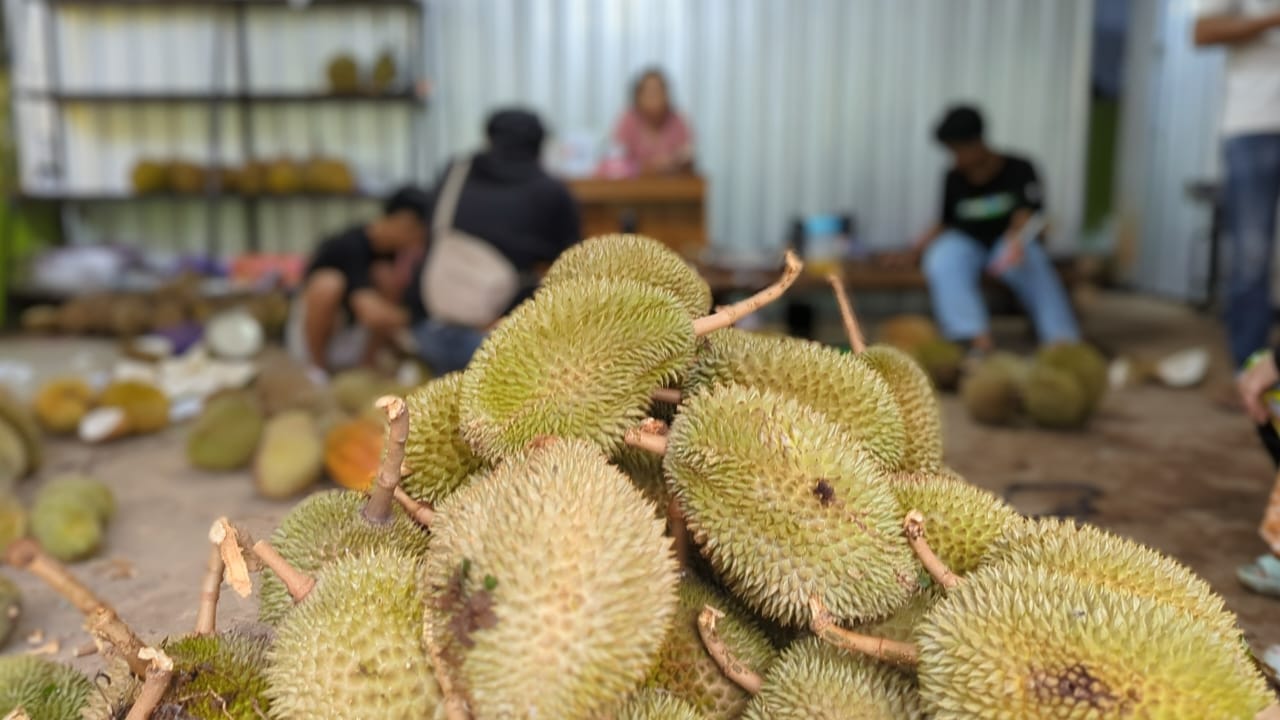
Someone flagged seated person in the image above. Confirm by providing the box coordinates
[1234,348,1280,598]
[908,105,1080,353]
[285,186,428,375]
[406,107,581,374]
[610,67,695,175]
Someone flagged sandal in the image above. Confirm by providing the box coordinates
[1236,554,1280,597]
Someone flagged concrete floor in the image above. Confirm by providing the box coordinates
[0,291,1277,677]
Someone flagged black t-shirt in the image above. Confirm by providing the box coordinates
[940,155,1043,247]
[306,225,395,314]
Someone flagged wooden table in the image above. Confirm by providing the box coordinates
[568,175,707,257]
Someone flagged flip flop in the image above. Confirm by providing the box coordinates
[1236,554,1280,597]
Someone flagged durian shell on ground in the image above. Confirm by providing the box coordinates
[32,378,94,434]
[0,387,41,475]
[0,655,93,720]
[615,688,707,720]
[665,383,918,627]
[541,234,713,318]
[266,547,440,720]
[684,328,908,472]
[37,474,115,524]
[257,490,430,626]
[876,314,940,354]
[912,338,965,392]
[889,469,1023,575]
[423,439,679,720]
[0,573,20,648]
[186,391,265,471]
[30,492,103,563]
[741,636,925,720]
[960,353,1026,426]
[161,632,273,719]
[97,380,170,434]
[645,574,778,719]
[915,563,1272,719]
[1037,342,1108,411]
[0,421,29,493]
[459,278,694,462]
[858,345,943,473]
[402,373,488,505]
[253,410,324,500]
[0,494,27,554]
[1023,363,1089,430]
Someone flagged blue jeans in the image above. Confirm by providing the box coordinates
[1223,133,1280,368]
[923,230,1080,345]
[412,319,486,375]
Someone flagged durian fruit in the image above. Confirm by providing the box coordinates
[741,637,924,720]
[0,573,20,648]
[685,329,907,472]
[254,410,323,500]
[981,517,1244,644]
[186,391,265,471]
[0,387,41,475]
[1037,342,1108,412]
[18,305,60,334]
[37,474,115,525]
[915,563,1271,718]
[613,444,669,512]
[912,338,965,392]
[0,422,28,492]
[301,157,356,194]
[32,378,94,434]
[236,160,266,196]
[107,294,151,337]
[646,574,777,719]
[660,383,917,627]
[877,314,939,355]
[424,439,679,719]
[402,373,488,504]
[263,158,302,195]
[257,489,430,625]
[459,278,695,462]
[371,50,397,92]
[616,689,707,720]
[149,301,187,331]
[331,368,394,416]
[0,656,93,720]
[97,380,170,434]
[1023,363,1089,430]
[541,234,713,318]
[254,354,333,417]
[55,297,95,335]
[169,160,207,194]
[248,291,291,338]
[30,489,104,562]
[129,159,168,194]
[855,584,946,645]
[960,353,1026,426]
[326,53,360,94]
[0,494,27,554]
[859,345,944,473]
[889,469,1022,576]
[265,547,440,718]
[160,632,273,719]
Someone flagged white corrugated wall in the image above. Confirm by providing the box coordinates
[8,0,1094,260]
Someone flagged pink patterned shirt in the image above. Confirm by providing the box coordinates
[611,109,694,173]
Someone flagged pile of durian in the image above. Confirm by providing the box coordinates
[962,344,1108,430]
[1,234,1275,720]
[130,156,356,196]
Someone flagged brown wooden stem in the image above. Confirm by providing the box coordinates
[651,387,683,405]
[667,497,690,569]
[364,395,409,525]
[692,250,803,336]
[697,605,762,695]
[903,510,962,590]
[425,621,471,720]
[194,541,224,636]
[124,648,174,720]
[209,518,252,598]
[394,487,435,528]
[808,595,919,667]
[624,426,668,456]
[252,540,315,603]
[5,538,150,678]
[826,274,865,353]
[1256,703,1280,720]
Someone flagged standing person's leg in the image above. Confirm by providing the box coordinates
[1223,134,1280,368]
[922,230,991,347]
[990,237,1081,345]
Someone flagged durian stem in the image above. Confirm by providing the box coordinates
[394,487,435,528]
[251,540,315,603]
[5,538,151,678]
[624,427,668,455]
[668,497,690,569]
[691,250,803,336]
[808,595,919,667]
[124,648,174,720]
[697,605,763,695]
[194,541,224,636]
[903,510,963,590]
[826,274,865,353]
[425,622,471,720]
[651,387,682,405]
[363,395,409,526]
[209,518,252,598]
[1256,703,1280,720]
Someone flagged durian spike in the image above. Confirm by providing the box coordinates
[807,595,919,668]
[691,250,803,337]
[363,395,409,525]
[903,510,963,590]
[5,538,150,677]
[651,387,683,405]
[194,538,225,636]
[393,486,435,528]
[124,647,174,720]
[624,425,669,455]
[826,274,865,353]
[696,605,762,695]
[251,539,315,603]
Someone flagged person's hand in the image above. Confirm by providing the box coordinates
[1239,352,1280,424]
[988,237,1025,275]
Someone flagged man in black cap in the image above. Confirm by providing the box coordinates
[406,107,581,373]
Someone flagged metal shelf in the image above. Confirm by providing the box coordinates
[20,190,383,202]
[22,89,422,104]
[47,0,420,8]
